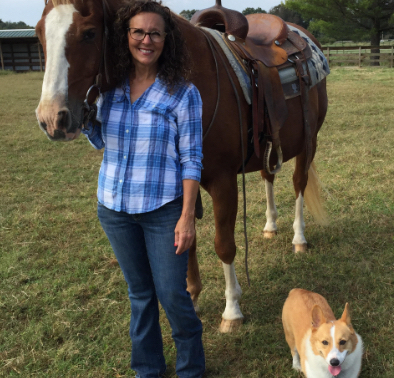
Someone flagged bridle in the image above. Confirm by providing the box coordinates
[82,0,110,126]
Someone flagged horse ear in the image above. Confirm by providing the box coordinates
[311,305,326,329]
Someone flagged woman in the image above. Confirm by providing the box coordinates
[82,1,205,377]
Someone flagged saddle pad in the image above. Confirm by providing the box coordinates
[286,24,330,86]
[202,27,252,104]
[201,25,330,103]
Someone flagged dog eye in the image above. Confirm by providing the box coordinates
[339,340,346,345]
[322,340,329,345]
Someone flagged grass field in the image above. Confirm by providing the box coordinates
[1,67,394,377]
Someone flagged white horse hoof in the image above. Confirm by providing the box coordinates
[263,230,277,239]
[293,243,307,253]
[219,318,243,333]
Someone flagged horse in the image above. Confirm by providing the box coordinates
[35,0,328,332]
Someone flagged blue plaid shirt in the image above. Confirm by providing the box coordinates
[82,77,203,214]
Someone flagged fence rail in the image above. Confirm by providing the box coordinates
[322,45,394,67]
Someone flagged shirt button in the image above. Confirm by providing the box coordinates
[124,155,127,159]
[119,180,123,183]
[126,130,129,133]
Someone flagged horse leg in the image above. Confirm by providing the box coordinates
[186,235,202,313]
[260,170,278,238]
[292,153,308,253]
[207,173,244,332]
[220,261,243,333]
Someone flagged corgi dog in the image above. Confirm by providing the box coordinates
[282,289,363,378]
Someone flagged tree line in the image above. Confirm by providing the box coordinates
[180,1,394,47]
[0,20,34,30]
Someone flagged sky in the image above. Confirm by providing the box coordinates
[0,0,282,28]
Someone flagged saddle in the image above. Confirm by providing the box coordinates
[191,1,313,174]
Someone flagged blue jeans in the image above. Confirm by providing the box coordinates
[97,197,205,378]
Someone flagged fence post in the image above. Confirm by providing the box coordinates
[27,43,32,71]
[391,46,393,68]
[327,47,330,66]
[0,41,4,70]
[38,42,43,72]
[359,46,361,67]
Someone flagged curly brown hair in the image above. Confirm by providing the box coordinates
[112,0,190,89]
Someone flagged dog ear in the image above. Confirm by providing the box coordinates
[311,305,326,329]
[340,303,355,332]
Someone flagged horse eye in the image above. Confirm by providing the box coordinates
[82,29,96,42]
[339,340,346,345]
[322,340,329,346]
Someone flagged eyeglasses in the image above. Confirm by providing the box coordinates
[127,28,167,43]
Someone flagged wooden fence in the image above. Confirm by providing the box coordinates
[322,45,394,67]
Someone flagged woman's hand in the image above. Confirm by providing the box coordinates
[174,212,195,255]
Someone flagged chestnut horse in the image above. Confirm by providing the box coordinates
[35,0,328,332]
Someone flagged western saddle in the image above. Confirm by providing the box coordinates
[191,1,313,174]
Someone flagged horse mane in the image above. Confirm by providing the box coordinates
[51,0,114,13]
[52,0,73,5]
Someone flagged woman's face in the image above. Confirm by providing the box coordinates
[128,12,166,72]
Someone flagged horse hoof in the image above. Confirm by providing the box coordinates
[219,318,243,333]
[293,243,307,253]
[263,231,277,239]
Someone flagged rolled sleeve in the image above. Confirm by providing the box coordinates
[176,85,203,182]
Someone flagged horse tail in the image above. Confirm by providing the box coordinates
[304,161,329,226]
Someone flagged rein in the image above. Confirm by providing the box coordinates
[198,29,220,141]
[199,28,250,286]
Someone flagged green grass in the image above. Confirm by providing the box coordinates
[1,68,394,377]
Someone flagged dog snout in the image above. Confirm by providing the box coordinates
[330,358,340,366]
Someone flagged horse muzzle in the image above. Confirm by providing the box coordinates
[36,103,83,141]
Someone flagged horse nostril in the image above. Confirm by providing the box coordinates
[330,358,340,366]
[57,110,70,129]
[41,122,48,131]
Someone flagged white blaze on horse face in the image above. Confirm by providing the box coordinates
[36,4,76,134]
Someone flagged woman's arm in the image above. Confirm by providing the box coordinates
[81,121,105,150]
[174,85,203,255]
[174,179,199,255]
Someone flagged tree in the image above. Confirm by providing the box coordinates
[269,4,309,29]
[242,7,267,15]
[285,0,394,64]
[0,19,33,30]
[179,9,198,21]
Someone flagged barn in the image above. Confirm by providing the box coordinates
[0,29,44,72]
